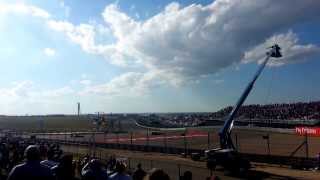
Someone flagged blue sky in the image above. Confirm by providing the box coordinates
[0,0,319,115]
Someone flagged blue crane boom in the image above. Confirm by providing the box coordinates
[219,44,282,149]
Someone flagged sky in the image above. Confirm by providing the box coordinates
[0,0,320,115]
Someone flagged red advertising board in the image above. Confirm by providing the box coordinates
[295,127,320,136]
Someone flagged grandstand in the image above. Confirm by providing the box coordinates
[136,101,320,129]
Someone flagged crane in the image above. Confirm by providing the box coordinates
[205,44,282,174]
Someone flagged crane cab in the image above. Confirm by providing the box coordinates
[205,148,250,174]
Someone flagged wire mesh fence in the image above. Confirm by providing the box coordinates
[2,129,320,159]
[61,145,215,180]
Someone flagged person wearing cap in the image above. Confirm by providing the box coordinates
[7,145,54,180]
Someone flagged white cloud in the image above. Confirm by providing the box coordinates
[4,1,319,98]
[0,82,76,114]
[79,80,91,86]
[81,74,88,79]
[47,20,108,53]
[0,2,50,19]
[80,72,149,97]
[39,86,74,98]
[0,81,75,107]
[0,81,34,98]
[79,69,199,97]
[99,0,320,76]
[48,0,320,88]
[43,48,56,56]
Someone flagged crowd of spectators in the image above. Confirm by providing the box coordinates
[138,101,320,128]
[0,136,219,180]
[210,101,320,120]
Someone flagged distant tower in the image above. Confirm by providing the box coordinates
[77,102,81,120]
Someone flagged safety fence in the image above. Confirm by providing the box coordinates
[60,145,214,180]
[33,130,320,158]
[1,131,319,168]
[48,138,319,169]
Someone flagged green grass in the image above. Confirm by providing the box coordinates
[0,115,94,132]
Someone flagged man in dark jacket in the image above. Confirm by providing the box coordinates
[7,145,54,180]
[132,164,146,180]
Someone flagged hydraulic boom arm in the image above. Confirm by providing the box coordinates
[219,44,282,149]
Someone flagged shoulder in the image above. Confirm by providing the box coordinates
[11,163,27,171]
[124,174,133,180]
[108,173,118,180]
[109,173,132,179]
[39,164,53,175]
[7,163,27,180]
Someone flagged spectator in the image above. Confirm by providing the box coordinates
[41,149,58,169]
[7,145,54,180]
[107,155,117,172]
[81,159,108,180]
[51,154,76,180]
[317,153,320,170]
[108,161,132,180]
[0,143,9,170]
[144,168,170,180]
[209,175,220,180]
[132,163,146,180]
[181,171,192,180]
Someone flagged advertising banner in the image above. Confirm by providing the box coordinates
[295,127,320,136]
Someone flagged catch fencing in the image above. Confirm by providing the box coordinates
[1,130,319,168]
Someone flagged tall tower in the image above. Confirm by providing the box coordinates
[77,102,81,120]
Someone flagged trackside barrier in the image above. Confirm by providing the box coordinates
[2,132,317,169]
[41,138,317,169]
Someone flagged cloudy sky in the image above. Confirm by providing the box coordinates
[0,0,320,115]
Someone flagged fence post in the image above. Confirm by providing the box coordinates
[164,132,167,153]
[237,133,240,151]
[267,134,270,156]
[262,134,270,155]
[130,132,133,146]
[93,132,96,158]
[207,132,210,149]
[178,164,181,179]
[235,133,238,150]
[87,133,90,154]
[117,132,119,148]
[64,130,67,143]
[147,129,149,148]
[184,130,187,157]
[305,133,309,158]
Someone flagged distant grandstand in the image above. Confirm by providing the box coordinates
[137,101,320,129]
[210,101,320,120]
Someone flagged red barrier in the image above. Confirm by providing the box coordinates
[295,127,320,136]
[186,129,208,136]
